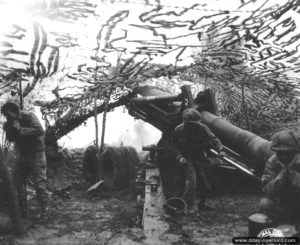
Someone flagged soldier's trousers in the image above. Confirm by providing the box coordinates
[13,151,49,212]
[183,158,211,208]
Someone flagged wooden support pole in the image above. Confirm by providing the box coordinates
[93,95,101,180]
[100,99,108,152]
[100,90,112,152]
[18,79,23,110]
[94,95,99,150]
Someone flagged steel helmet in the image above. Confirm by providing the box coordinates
[271,130,300,152]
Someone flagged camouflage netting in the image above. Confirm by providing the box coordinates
[1,0,300,141]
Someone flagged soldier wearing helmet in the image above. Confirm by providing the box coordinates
[173,108,226,212]
[259,129,300,225]
[1,101,49,223]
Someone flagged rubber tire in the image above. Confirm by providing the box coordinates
[100,146,138,191]
[83,145,99,185]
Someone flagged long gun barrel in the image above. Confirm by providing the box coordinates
[130,94,181,104]
[200,111,273,175]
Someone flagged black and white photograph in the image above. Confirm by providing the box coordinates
[0,0,300,244]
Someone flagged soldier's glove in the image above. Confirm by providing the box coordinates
[12,120,21,131]
[218,151,226,158]
[178,157,187,166]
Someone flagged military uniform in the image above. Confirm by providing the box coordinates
[4,111,49,215]
[173,121,224,209]
[261,154,300,224]
[260,130,300,224]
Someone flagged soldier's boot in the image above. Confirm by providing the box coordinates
[184,199,195,214]
[37,206,49,224]
[198,198,215,212]
[188,198,199,213]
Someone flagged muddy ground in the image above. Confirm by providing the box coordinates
[0,149,262,245]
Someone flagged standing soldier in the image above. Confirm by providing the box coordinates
[173,108,226,212]
[1,102,49,223]
[259,130,300,225]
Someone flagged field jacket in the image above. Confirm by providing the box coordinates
[5,111,45,155]
[173,121,223,161]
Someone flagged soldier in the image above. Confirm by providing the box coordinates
[259,129,300,225]
[173,108,226,212]
[1,102,49,223]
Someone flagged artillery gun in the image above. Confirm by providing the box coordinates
[84,84,273,197]
[119,84,277,238]
[84,84,273,190]
[128,85,273,175]
[82,84,277,239]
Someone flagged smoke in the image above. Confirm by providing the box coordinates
[112,119,161,151]
[58,107,161,150]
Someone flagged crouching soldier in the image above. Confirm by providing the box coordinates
[259,130,300,225]
[173,108,226,212]
[1,102,49,223]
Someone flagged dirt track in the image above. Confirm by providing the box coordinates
[0,189,261,245]
[0,148,262,245]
